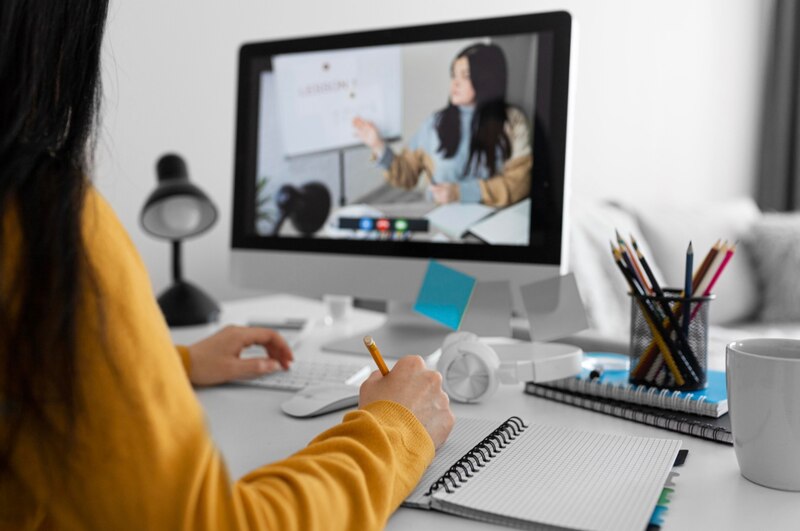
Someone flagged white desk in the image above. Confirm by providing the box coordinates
[171,294,800,531]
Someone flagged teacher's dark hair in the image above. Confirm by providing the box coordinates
[435,43,512,175]
[0,0,109,476]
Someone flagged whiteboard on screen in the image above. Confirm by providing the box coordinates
[272,46,403,157]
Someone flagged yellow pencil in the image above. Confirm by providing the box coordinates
[363,336,390,376]
[636,302,686,387]
[613,247,686,386]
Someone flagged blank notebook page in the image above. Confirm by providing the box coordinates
[430,424,681,531]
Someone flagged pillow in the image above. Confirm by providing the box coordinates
[741,213,800,322]
[633,197,761,325]
[568,197,665,339]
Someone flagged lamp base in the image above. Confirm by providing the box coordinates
[157,280,220,327]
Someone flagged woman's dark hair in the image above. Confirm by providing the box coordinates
[0,0,109,475]
[435,43,512,174]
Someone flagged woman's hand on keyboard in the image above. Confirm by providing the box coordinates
[186,325,294,386]
[358,355,455,449]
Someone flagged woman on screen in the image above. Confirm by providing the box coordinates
[353,43,532,207]
[0,1,453,529]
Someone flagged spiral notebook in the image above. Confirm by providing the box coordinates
[526,383,732,445]
[403,417,682,531]
[547,354,728,418]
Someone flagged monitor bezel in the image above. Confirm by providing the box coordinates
[232,11,572,266]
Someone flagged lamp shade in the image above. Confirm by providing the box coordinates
[141,154,217,240]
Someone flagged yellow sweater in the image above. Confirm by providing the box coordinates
[0,188,435,530]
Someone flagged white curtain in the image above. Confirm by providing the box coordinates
[758,0,800,212]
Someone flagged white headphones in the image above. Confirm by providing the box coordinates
[437,331,583,403]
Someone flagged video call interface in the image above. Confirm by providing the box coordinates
[253,32,546,247]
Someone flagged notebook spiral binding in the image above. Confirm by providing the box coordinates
[568,378,713,415]
[527,384,733,445]
[425,416,528,496]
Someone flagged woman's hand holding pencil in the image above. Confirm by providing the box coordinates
[359,336,455,449]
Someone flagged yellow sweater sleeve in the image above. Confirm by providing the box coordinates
[382,148,434,190]
[175,344,192,374]
[478,107,533,207]
[4,188,435,530]
[230,401,433,530]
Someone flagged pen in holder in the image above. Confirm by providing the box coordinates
[628,289,713,391]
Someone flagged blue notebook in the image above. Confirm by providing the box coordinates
[542,353,728,418]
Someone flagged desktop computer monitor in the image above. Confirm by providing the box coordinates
[231,11,575,355]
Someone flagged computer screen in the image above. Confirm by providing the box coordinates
[231,12,574,352]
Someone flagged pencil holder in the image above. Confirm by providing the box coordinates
[628,289,714,391]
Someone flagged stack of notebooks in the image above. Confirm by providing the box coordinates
[525,353,732,445]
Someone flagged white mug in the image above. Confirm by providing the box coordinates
[726,338,800,491]
[322,294,353,325]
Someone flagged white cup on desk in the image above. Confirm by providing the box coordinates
[726,338,800,491]
[322,294,353,326]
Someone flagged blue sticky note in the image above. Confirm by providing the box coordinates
[413,260,476,330]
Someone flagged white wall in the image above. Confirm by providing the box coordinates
[96,0,773,302]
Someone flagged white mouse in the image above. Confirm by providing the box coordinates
[281,383,361,418]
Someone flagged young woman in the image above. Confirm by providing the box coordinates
[0,2,454,529]
[353,43,533,207]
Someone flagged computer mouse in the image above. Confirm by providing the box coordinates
[281,383,361,418]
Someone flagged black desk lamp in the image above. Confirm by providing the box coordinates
[141,153,220,326]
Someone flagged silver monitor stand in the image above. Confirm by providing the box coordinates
[323,281,515,358]
[322,301,453,358]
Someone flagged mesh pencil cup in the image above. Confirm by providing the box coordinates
[628,289,713,391]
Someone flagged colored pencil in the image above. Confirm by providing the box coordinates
[628,237,667,378]
[632,239,733,385]
[636,240,719,365]
[690,243,736,321]
[633,243,698,367]
[617,230,651,293]
[632,241,663,296]
[703,243,735,296]
[691,239,721,292]
[683,242,693,340]
[694,242,729,298]
[612,247,695,386]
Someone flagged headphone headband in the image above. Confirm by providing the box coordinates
[438,333,582,403]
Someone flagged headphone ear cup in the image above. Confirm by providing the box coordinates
[438,336,499,403]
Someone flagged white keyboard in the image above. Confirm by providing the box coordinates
[237,360,372,391]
